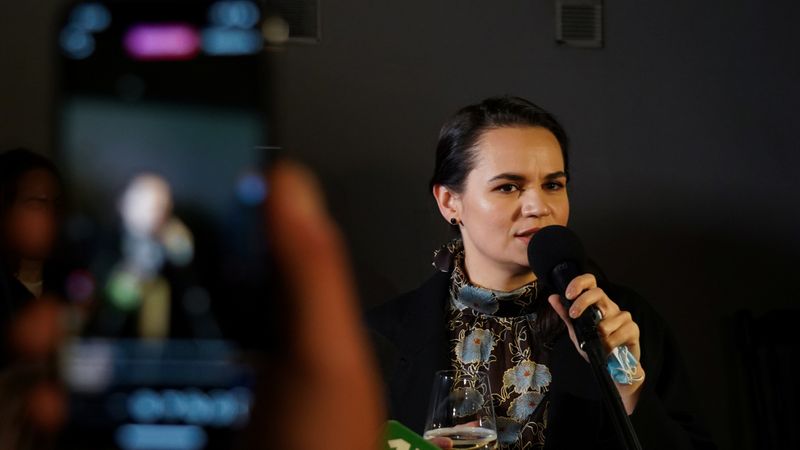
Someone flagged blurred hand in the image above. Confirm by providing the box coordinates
[258,160,385,450]
[547,273,645,414]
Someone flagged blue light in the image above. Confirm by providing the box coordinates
[209,1,261,29]
[116,424,207,450]
[184,389,215,425]
[128,388,164,423]
[202,27,263,55]
[69,2,112,32]
[231,387,253,423]
[236,172,267,205]
[124,387,253,426]
[162,389,189,421]
[60,26,95,59]
[209,389,239,426]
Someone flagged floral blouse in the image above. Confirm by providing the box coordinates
[435,240,554,449]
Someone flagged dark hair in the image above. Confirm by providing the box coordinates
[0,148,62,215]
[430,96,569,193]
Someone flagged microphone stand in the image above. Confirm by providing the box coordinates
[571,303,643,450]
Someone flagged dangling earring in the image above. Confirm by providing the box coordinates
[450,218,458,226]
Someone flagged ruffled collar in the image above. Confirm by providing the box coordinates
[433,239,540,317]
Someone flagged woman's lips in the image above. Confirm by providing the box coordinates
[515,228,541,244]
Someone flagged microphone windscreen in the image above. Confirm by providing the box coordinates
[527,225,586,284]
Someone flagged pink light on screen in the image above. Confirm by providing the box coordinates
[124,23,201,61]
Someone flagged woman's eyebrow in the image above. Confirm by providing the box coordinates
[488,171,568,182]
[544,171,568,180]
[488,172,526,182]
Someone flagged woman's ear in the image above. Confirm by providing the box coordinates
[432,184,461,224]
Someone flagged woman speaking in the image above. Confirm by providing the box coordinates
[369,97,715,449]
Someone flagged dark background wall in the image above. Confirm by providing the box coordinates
[2,1,799,448]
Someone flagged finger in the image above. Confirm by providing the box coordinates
[265,160,384,450]
[564,274,597,300]
[548,294,571,325]
[427,437,454,449]
[604,321,641,357]
[596,310,632,338]
[9,297,64,359]
[549,294,589,362]
[568,288,618,320]
[267,160,363,366]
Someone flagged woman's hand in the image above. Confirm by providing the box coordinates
[427,436,453,449]
[547,273,645,414]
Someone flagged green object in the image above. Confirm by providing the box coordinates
[106,269,141,310]
[382,420,439,450]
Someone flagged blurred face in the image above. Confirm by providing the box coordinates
[119,174,173,237]
[436,126,570,276]
[3,168,61,261]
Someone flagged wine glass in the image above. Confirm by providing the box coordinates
[423,370,497,450]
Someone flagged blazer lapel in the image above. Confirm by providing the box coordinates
[388,271,451,433]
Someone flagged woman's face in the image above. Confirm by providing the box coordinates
[3,168,61,261]
[446,126,570,273]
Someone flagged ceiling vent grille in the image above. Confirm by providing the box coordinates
[556,0,603,48]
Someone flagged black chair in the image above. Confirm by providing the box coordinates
[735,309,800,450]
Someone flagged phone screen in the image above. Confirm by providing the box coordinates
[54,1,272,448]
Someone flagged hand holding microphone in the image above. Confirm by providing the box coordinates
[528,226,645,414]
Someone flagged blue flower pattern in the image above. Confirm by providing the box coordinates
[507,392,545,422]
[451,387,484,418]
[496,416,524,445]
[455,328,496,364]
[502,360,552,394]
[444,241,553,449]
[455,285,500,315]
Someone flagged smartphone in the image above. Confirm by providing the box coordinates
[54,1,272,448]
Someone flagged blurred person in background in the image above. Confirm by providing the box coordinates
[0,161,386,450]
[0,148,66,449]
[0,148,65,342]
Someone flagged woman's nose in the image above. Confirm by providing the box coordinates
[520,189,551,217]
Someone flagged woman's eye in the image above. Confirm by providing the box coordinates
[544,182,565,191]
[496,184,519,193]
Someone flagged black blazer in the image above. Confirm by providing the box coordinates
[367,270,716,449]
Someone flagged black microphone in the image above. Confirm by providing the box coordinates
[528,225,643,450]
[527,225,602,348]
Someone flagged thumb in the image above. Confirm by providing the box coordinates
[548,294,570,325]
[548,294,588,362]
